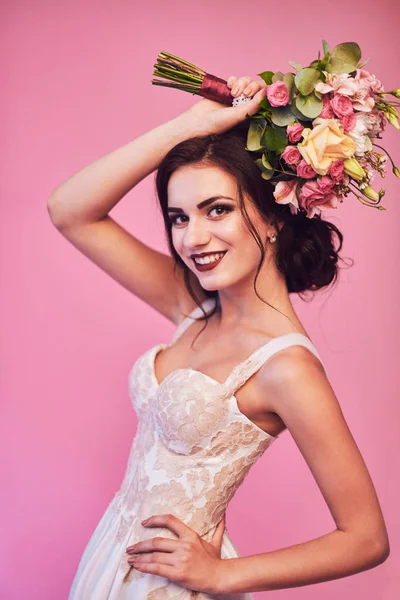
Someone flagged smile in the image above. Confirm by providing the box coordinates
[192,251,227,272]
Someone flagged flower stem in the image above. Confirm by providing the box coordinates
[157,51,205,74]
[153,66,203,85]
[371,143,397,169]
[348,182,385,209]
[151,80,202,94]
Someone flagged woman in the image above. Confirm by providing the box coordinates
[48,75,390,599]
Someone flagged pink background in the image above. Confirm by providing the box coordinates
[1,1,399,598]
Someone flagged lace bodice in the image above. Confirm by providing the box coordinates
[68,297,328,599]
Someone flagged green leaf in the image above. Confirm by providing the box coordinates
[327,42,362,74]
[295,93,323,119]
[283,72,295,100]
[258,97,272,111]
[255,158,275,180]
[270,105,295,126]
[295,68,321,96]
[262,154,274,170]
[272,71,284,82]
[261,125,288,153]
[257,71,274,85]
[291,102,314,122]
[318,52,330,72]
[322,40,330,56]
[246,120,265,152]
[261,171,275,180]
[288,61,303,73]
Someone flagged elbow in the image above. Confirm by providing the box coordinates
[361,535,390,567]
[47,194,61,228]
[374,540,390,564]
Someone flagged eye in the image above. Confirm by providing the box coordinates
[169,204,233,227]
[208,204,233,218]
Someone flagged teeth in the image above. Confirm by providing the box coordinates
[194,252,225,265]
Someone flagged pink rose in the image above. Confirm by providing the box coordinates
[296,159,317,179]
[328,160,345,183]
[298,179,339,218]
[266,81,289,107]
[281,145,301,165]
[273,179,299,214]
[319,94,334,119]
[331,94,354,118]
[339,112,357,133]
[287,123,304,143]
[317,175,336,193]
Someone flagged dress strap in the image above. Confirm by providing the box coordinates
[223,333,328,397]
[170,297,217,344]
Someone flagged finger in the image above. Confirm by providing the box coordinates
[210,517,226,549]
[227,76,237,89]
[242,81,264,97]
[126,536,180,554]
[142,514,197,540]
[240,87,266,116]
[231,76,253,96]
[129,551,176,567]
[131,560,181,580]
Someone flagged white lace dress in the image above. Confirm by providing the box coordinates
[68,297,327,599]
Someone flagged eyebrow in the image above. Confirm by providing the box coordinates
[167,196,235,213]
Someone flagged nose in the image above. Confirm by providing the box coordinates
[182,217,210,251]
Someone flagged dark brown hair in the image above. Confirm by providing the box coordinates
[155,124,351,334]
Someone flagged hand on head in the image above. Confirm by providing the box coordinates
[182,75,267,136]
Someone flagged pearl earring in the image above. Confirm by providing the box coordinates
[269,233,277,243]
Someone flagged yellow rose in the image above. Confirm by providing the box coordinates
[297,117,357,176]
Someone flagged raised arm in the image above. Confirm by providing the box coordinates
[47,78,266,323]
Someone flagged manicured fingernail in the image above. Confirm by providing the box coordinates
[232,87,238,95]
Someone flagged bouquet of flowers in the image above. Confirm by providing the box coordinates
[152,43,400,218]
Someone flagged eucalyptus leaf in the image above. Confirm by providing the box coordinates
[246,120,265,152]
[295,93,323,119]
[261,171,275,180]
[327,42,362,74]
[255,158,275,180]
[272,71,284,82]
[295,68,321,96]
[288,61,303,73]
[271,105,295,126]
[261,154,274,170]
[291,102,314,121]
[258,71,274,85]
[283,72,295,100]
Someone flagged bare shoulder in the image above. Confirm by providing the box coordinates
[261,343,327,387]
[257,343,330,415]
